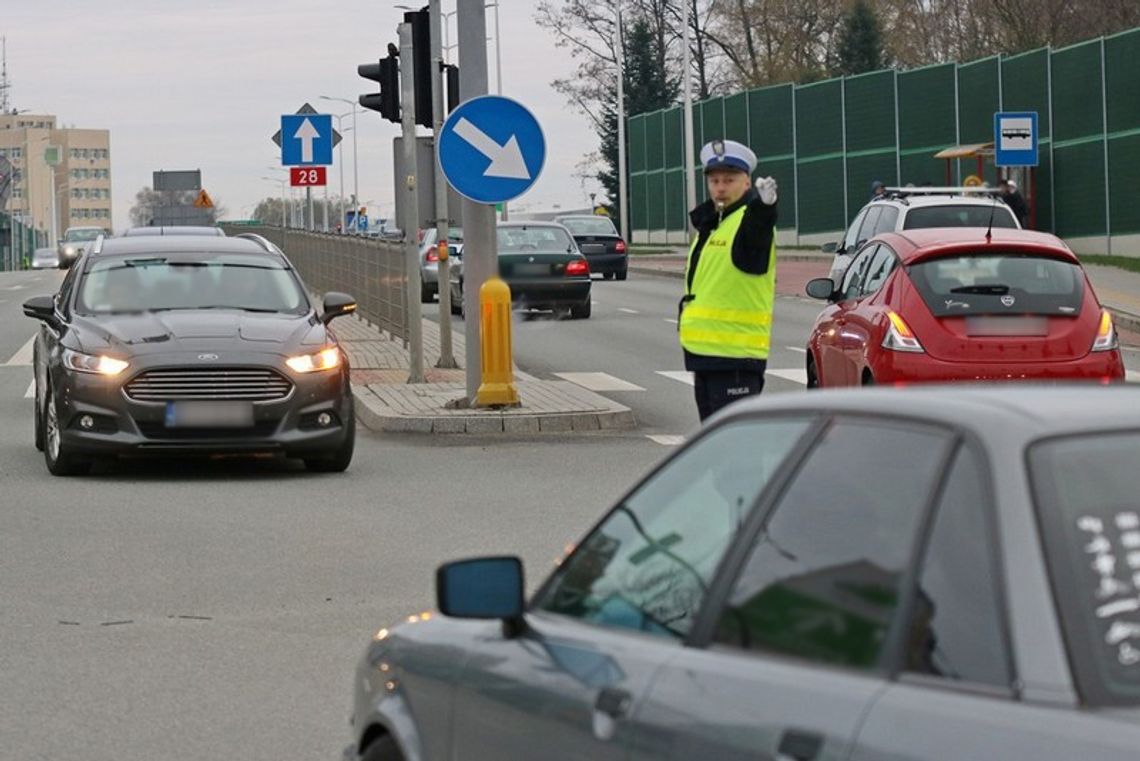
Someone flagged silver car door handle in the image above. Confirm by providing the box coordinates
[593,686,632,719]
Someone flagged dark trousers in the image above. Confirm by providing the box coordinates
[693,368,766,422]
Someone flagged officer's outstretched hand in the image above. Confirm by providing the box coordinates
[755,176,778,206]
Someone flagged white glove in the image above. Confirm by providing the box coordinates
[755,176,778,206]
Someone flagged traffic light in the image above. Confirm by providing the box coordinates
[445,64,460,113]
[358,48,400,123]
[405,9,433,129]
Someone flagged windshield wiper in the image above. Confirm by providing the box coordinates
[950,284,1010,295]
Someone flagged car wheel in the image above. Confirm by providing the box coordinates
[304,412,355,473]
[862,369,875,386]
[360,735,405,761]
[806,353,820,390]
[570,298,592,319]
[420,281,434,303]
[615,270,628,281]
[43,381,90,476]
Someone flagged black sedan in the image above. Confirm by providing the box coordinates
[22,234,357,475]
[554,214,627,280]
[449,222,592,319]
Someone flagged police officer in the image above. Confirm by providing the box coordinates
[679,139,778,422]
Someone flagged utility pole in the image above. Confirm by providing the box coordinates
[682,0,697,214]
[431,0,458,368]
[400,21,426,384]
[616,4,629,242]
[458,0,495,402]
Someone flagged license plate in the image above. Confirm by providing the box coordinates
[165,401,255,428]
[580,244,606,255]
[965,316,1050,336]
[513,263,550,276]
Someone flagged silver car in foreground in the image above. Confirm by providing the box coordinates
[346,385,1140,761]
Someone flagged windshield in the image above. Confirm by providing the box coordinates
[560,218,618,236]
[498,226,574,254]
[903,205,1019,230]
[64,228,103,242]
[908,254,1084,317]
[76,254,308,315]
[1030,432,1140,706]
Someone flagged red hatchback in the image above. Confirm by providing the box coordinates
[804,228,1125,387]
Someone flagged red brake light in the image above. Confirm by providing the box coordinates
[615,240,627,253]
[566,259,589,276]
[425,246,439,263]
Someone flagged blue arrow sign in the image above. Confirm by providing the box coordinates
[994,111,1038,167]
[281,113,333,166]
[438,96,545,204]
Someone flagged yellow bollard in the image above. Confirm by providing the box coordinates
[476,276,520,407]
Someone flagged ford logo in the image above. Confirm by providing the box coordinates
[198,353,219,361]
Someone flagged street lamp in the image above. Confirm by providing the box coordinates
[319,96,361,212]
[329,113,354,233]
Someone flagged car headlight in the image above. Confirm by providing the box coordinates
[286,347,341,373]
[63,246,76,255]
[63,348,129,376]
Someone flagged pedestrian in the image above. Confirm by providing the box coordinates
[1000,179,1030,228]
[870,180,887,201]
[679,139,778,422]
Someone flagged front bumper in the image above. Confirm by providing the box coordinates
[52,358,353,458]
[869,348,1126,384]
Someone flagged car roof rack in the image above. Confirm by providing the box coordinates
[233,232,280,254]
[884,186,1001,196]
[91,234,105,256]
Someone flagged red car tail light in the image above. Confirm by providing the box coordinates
[882,311,925,353]
[1092,310,1118,352]
[425,246,439,263]
[566,259,590,277]
[615,240,627,253]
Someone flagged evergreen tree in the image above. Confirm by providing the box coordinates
[834,0,887,77]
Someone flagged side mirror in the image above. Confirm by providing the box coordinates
[23,295,57,324]
[820,242,838,254]
[321,291,357,324]
[806,278,837,301]
[437,556,525,624]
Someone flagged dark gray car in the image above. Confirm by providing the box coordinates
[23,234,357,475]
[345,385,1140,760]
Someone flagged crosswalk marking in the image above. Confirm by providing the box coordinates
[647,435,685,447]
[554,372,645,392]
[24,380,35,399]
[5,335,35,366]
[618,308,639,314]
[663,318,678,325]
[656,370,694,386]
[767,369,808,385]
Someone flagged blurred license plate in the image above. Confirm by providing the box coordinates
[513,263,549,276]
[165,401,254,428]
[580,244,606,255]
[965,316,1049,336]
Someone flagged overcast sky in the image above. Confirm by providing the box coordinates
[5,0,599,230]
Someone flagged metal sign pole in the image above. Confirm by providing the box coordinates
[431,0,458,368]
[400,21,426,384]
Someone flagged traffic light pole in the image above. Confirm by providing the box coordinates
[457,0,495,403]
[430,0,457,369]
[400,21,426,384]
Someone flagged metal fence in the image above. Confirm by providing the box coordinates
[221,225,408,342]
[628,26,1140,253]
[0,212,51,271]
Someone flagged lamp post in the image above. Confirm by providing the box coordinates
[330,113,353,232]
[319,96,360,210]
[261,176,288,227]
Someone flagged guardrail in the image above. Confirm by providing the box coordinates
[220,225,408,342]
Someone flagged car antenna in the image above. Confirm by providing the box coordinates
[985,189,998,244]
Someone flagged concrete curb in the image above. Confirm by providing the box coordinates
[1111,307,1140,336]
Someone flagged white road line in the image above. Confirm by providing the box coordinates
[24,380,35,399]
[554,372,645,392]
[5,284,26,291]
[663,318,678,325]
[618,308,640,314]
[786,346,807,354]
[657,370,695,386]
[1127,370,1140,383]
[5,335,36,366]
[767,369,808,386]
[647,435,685,447]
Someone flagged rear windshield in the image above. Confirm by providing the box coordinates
[903,205,1019,230]
[498,226,574,254]
[1030,432,1140,706]
[65,228,103,242]
[560,218,618,236]
[77,254,308,315]
[907,254,1084,317]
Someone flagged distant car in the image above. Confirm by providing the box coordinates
[554,215,628,280]
[804,228,1124,387]
[31,247,60,270]
[345,385,1140,761]
[22,234,357,475]
[823,191,1021,284]
[418,227,464,303]
[57,226,107,269]
[448,222,591,319]
[120,226,224,237]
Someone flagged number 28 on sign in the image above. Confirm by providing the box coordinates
[290,167,327,187]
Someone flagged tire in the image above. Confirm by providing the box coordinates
[615,270,628,281]
[42,381,90,476]
[360,735,405,761]
[304,412,355,473]
[806,354,820,390]
[570,298,592,319]
[862,370,875,387]
[420,281,435,304]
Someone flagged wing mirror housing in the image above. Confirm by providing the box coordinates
[806,278,838,301]
[437,556,526,636]
[321,292,357,324]
[23,295,58,327]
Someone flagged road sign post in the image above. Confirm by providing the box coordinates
[400,22,425,384]
[430,0,457,369]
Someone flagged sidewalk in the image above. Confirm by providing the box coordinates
[629,250,1140,346]
[334,314,635,435]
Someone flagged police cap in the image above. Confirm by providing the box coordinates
[700,139,757,174]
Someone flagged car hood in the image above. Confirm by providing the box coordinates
[69,310,327,357]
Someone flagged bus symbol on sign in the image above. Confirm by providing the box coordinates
[290,167,327,187]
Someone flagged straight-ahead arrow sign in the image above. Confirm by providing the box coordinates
[293,118,320,164]
[453,118,531,180]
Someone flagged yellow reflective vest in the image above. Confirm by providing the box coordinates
[680,204,776,360]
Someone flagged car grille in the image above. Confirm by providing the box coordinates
[124,368,293,402]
